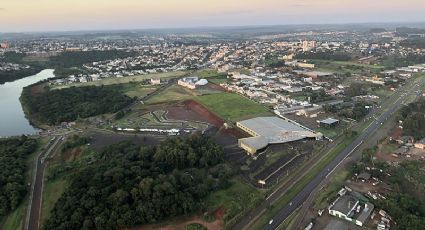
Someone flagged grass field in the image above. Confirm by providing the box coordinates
[146,85,195,104]
[52,71,187,89]
[195,93,272,122]
[40,178,68,225]
[0,200,28,230]
[310,60,385,74]
[205,179,263,226]
[120,83,159,98]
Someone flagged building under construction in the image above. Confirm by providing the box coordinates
[237,116,322,154]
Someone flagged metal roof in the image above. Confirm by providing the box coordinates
[238,117,317,144]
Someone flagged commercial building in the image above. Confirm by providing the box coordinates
[237,116,322,154]
[318,118,340,128]
[178,77,208,89]
[328,193,374,227]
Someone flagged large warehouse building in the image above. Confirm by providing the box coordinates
[237,116,322,154]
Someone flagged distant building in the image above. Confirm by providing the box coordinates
[414,138,425,149]
[150,78,161,85]
[302,40,317,51]
[178,76,208,89]
[65,47,82,52]
[318,118,340,128]
[0,42,10,49]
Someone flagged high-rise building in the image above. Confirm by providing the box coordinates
[0,42,10,49]
[302,40,316,51]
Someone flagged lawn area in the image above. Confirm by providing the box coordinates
[120,83,159,98]
[0,200,28,230]
[313,169,349,210]
[381,142,399,154]
[205,179,263,226]
[40,178,68,225]
[52,71,187,89]
[195,69,227,78]
[195,93,272,122]
[146,85,195,104]
[195,69,230,85]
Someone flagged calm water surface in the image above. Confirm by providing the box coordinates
[0,69,55,137]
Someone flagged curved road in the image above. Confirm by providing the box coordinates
[264,79,425,230]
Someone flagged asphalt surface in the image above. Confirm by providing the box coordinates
[264,79,425,230]
[25,136,64,230]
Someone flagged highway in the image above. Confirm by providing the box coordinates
[25,136,64,230]
[264,79,425,230]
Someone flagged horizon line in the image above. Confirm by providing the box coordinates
[2,20,425,34]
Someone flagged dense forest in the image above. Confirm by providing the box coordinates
[295,51,352,61]
[21,85,134,125]
[397,97,425,139]
[44,135,230,230]
[0,136,38,216]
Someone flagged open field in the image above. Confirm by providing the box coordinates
[195,93,272,122]
[145,85,195,104]
[121,84,159,98]
[52,71,187,89]
[310,60,386,74]
[205,179,263,227]
[40,178,68,225]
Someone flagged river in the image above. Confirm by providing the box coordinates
[0,69,55,137]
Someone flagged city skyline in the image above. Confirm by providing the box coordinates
[1,0,425,32]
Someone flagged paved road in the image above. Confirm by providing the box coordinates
[264,79,425,230]
[25,136,64,230]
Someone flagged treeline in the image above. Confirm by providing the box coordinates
[44,135,230,230]
[0,136,38,216]
[397,97,425,139]
[324,101,372,121]
[400,38,425,49]
[381,54,425,67]
[21,85,134,125]
[0,66,43,84]
[295,51,352,61]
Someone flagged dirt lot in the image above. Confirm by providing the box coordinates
[285,111,336,130]
[167,102,221,127]
[126,206,225,230]
[88,130,164,151]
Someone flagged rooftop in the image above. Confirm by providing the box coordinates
[319,118,340,125]
[238,116,318,144]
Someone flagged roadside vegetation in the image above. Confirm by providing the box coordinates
[0,136,38,217]
[396,97,425,139]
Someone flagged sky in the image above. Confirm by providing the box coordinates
[1,0,425,32]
